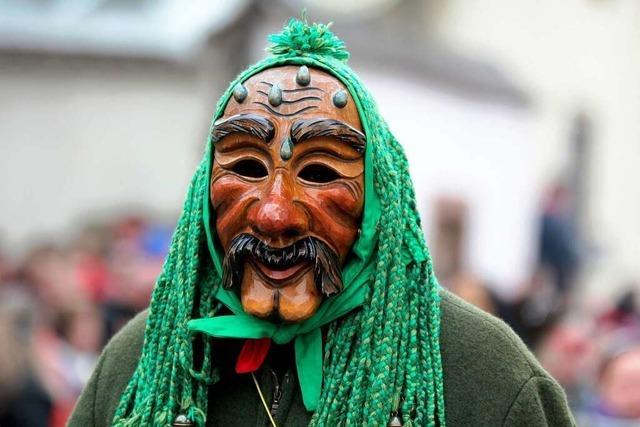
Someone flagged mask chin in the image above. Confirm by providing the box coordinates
[240,261,321,323]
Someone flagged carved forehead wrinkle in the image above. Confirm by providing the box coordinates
[220,65,362,132]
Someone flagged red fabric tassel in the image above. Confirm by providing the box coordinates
[235,338,271,374]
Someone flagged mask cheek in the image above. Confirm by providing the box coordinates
[303,183,364,258]
[211,176,257,248]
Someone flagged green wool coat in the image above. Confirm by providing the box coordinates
[68,291,576,426]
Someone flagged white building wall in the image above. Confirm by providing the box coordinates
[425,0,640,298]
[0,58,222,250]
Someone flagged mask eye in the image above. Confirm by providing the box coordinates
[298,164,340,183]
[231,159,268,179]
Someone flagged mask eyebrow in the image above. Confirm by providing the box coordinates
[290,118,366,154]
[211,113,275,144]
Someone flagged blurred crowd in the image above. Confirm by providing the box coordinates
[0,215,172,426]
[438,185,640,427]
[0,196,639,426]
[445,272,640,426]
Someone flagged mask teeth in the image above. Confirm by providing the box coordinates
[254,241,265,260]
[284,248,296,264]
[265,253,275,267]
[252,238,310,269]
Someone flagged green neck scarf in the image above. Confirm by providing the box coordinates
[187,50,382,410]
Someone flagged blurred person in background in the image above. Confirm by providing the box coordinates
[535,288,640,426]
[36,306,103,427]
[18,244,89,320]
[431,190,574,350]
[446,272,496,315]
[0,215,170,427]
[536,321,598,410]
[0,246,12,285]
[68,224,111,307]
[10,243,100,426]
[101,216,169,339]
[539,183,580,300]
[577,336,640,426]
[598,289,639,332]
[0,289,52,427]
[483,184,582,350]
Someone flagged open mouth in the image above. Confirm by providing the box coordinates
[251,258,312,284]
[223,233,343,297]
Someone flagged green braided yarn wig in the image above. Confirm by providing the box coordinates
[112,17,446,427]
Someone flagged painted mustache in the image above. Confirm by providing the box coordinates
[222,233,343,297]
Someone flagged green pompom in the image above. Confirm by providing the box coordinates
[267,15,349,62]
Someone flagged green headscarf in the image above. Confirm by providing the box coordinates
[112,17,445,427]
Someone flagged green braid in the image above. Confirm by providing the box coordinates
[112,158,219,426]
[309,124,445,426]
[112,17,446,427]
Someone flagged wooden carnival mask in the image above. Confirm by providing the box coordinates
[211,65,365,323]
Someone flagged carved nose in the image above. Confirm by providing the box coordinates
[247,171,308,240]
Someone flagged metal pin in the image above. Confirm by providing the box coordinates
[233,84,248,103]
[268,83,283,107]
[332,90,348,108]
[387,415,402,426]
[296,65,311,86]
[173,414,193,426]
[280,138,293,161]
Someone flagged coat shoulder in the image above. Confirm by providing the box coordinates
[439,289,543,379]
[438,290,573,426]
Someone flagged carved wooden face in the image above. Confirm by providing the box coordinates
[211,66,365,323]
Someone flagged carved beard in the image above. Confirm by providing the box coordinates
[222,233,343,297]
